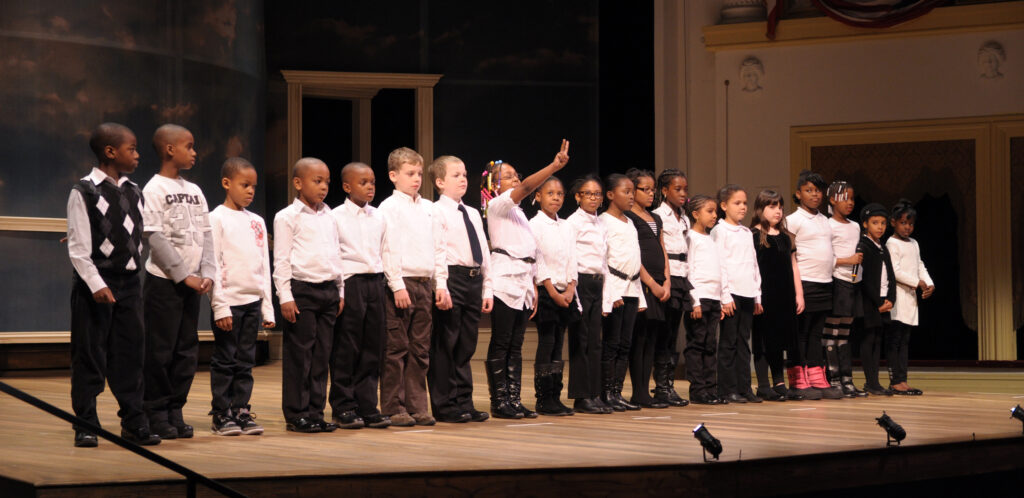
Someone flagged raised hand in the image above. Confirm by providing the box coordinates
[553,139,570,169]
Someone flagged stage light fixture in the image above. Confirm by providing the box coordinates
[693,423,722,462]
[1011,405,1024,434]
[876,412,906,447]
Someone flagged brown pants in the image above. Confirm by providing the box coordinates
[381,278,433,415]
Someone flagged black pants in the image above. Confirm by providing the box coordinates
[752,314,786,389]
[601,297,638,365]
[209,300,261,415]
[330,274,385,417]
[795,310,827,368]
[143,273,199,424]
[282,280,339,421]
[718,295,755,396]
[535,291,579,364]
[567,275,603,399]
[860,324,884,389]
[488,298,529,368]
[886,321,912,385]
[429,267,483,417]
[71,272,146,430]
[684,298,721,396]
[630,311,663,403]
[657,277,687,363]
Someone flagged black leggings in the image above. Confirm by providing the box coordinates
[794,310,827,368]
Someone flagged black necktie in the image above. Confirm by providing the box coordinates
[458,204,483,265]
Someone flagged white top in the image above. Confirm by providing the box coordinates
[687,230,730,305]
[710,221,761,302]
[829,218,863,283]
[486,190,538,310]
[599,212,647,313]
[566,208,608,276]
[66,168,139,293]
[272,199,345,303]
[142,174,212,279]
[332,199,385,276]
[886,236,933,326]
[868,238,890,298]
[786,207,835,283]
[653,203,689,277]
[529,213,578,291]
[209,206,274,322]
[433,194,493,300]
[378,190,445,292]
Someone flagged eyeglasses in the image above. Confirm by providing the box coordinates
[500,173,523,182]
[636,187,654,194]
[577,191,602,199]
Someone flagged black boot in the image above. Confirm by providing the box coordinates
[601,360,625,412]
[549,361,574,415]
[486,359,522,419]
[652,356,688,407]
[837,342,866,397]
[614,359,640,411]
[535,364,567,416]
[507,360,537,418]
[824,343,850,398]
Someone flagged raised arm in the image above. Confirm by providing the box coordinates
[509,139,570,204]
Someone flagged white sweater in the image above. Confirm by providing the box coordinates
[885,236,933,326]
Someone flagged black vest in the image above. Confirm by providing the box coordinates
[72,178,144,275]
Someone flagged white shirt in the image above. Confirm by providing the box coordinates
[652,203,689,277]
[868,238,890,298]
[687,230,731,305]
[599,212,647,313]
[886,236,933,326]
[786,207,835,283]
[142,174,212,279]
[272,198,345,303]
[378,190,445,292]
[529,213,578,291]
[332,199,385,276]
[66,168,139,293]
[829,218,863,283]
[433,194,493,300]
[566,208,608,276]
[209,205,274,322]
[486,190,538,310]
[710,221,761,302]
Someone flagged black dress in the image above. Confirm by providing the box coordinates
[751,229,797,353]
[624,210,666,321]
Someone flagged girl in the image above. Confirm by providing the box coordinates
[785,170,840,400]
[623,168,671,409]
[711,184,762,404]
[750,190,804,401]
[885,199,933,395]
[529,177,579,416]
[599,174,647,411]
[857,203,897,396]
[684,195,726,405]
[566,175,612,414]
[825,181,866,398]
[651,168,691,406]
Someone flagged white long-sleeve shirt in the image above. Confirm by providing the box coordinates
[786,207,835,283]
[142,173,215,281]
[529,213,578,291]
[209,205,274,322]
[378,190,446,292]
[486,190,538,310]
[829,218,863,283]
[687,230,731,305]
[272,198,345,303]
[652,203,689,278]
[886,236,933,326]
[566,208,607,276]
[332,198,385,276]
[710,221,761,303]
[600,212,646,313]
[433,194,493,300]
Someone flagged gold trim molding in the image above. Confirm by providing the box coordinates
[0,216,66,233]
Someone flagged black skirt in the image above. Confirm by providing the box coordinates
[668,276,694,312]
[801,280,833,313]
[642,280,668,322]
[831,278,863,318]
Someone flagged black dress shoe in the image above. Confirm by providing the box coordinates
[742,392,763,403]
[573,398,607,414]
[467,409,490,422]
[286,417,321,433]
[690,392,716,405]
[863,384,892,396]
[633,397,670,409]
[906,387,923,395]
[615,394,641,411]
[174,424,194,439]
[151,420,178,440]
[437,412,472,423]
[333,410,365,429]
[757,387,785,402]
[121,426,161,446]
[842,384,868,398]
[316,419,338,432]
[362,413,391,428]
[74,431,98,448]
[724,393,747,404]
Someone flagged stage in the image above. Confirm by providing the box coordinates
[1,363,1023,497]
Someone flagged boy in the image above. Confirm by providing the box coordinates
[142,124,216,439]
[67,123,159,446]
[274,157,345,433]
[428,155,494,423]
[208,157,275,436]
[378,147,446,427]
[856,203,897,396]
[329,162,391,429]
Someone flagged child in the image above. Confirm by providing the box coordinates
[566,175,612,414]
[623,169,670,409]
[856,203,897,396]
[599,173,646,411]
[885,199,933,395]
[379,147,445,427]
[329,162,391,429]
[529,176,579,416]
[208,157,274,436]
[428,155,494,423]
[650,168,691,406]
[785,170,840,400]
[484,140,570,419]
[824,181,866,398]
[142,124,216,439]
[711,184,762,404]
[273,157,345,433]
[684,195,725,405]
[67,123,159,446]
[750,190,803,401]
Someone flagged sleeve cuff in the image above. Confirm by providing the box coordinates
[278,289,294,304]
[435,278,448,292]
[213,306,232,321]
[83,274,109,295]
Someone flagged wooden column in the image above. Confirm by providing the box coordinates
[353,98,372,166]
[416,86,435,199]
[653,0,687,176]
[286,82,303,202]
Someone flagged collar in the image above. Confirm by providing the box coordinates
[292,197,327,215]
[574,207,600,222]
[533,212,560,225]
[88,167,131,187]
[717,221,749,233]
[794,206,821,219]
[343,198,372,216]
[436,194,462,210]
[392,189,421,204]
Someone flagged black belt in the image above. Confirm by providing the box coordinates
[449,265,482,277]
[667,253,687,262]
[346,273,384,281]
[579,273,604,281]
[492,248,536,264]
[608,267,640,281]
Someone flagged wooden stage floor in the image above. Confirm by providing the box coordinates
[1,362,1023,497]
